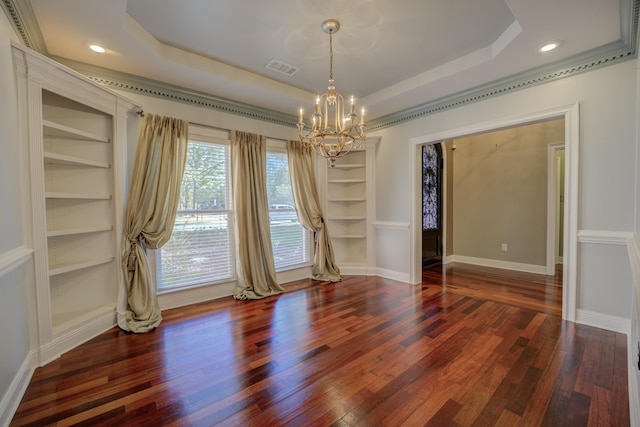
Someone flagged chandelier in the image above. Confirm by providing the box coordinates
[297,19,366,167]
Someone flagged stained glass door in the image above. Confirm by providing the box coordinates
[422,144,442,268]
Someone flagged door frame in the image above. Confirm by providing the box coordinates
[408,103,579,322]
[546,143,565,275]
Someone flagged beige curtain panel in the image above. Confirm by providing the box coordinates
[120,114,189,333]
[231,130,285,300]
[287,140,341,282]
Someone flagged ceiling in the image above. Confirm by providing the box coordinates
[3,0,636,127]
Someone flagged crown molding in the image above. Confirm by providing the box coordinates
[368,0,640,130]
[52,56,298,127]
[368,40,637,131]
[1,0,46,53]
[4,0,640,131]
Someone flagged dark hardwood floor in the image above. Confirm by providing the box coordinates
[11,263,629,426]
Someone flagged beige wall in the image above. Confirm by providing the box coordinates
[450,119,565,266]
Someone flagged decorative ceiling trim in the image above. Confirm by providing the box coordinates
[1,0,46,53]
[4,0,640,132]
[368,0,640,131]
[53,56,296,127]
[368,41,636,131]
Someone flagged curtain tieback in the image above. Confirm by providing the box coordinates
[126,239,139,271]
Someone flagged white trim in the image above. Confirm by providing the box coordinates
[626,235,640,427]
[577,229,633,245]
[375,267,411,284]
[408,103,580,322]
[0,246,33,279]
[0,350,35,427]
[338,264,375,276]
[628,330,640,427]
[158,281,236,311]
[38,309,116,366]
[157,265,310,311]
[373,221,411,230]
[575,309,630,335]
[547,143,565,275]
[446,255,548,275]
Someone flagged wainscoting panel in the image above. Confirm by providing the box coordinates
[374,222,411,283]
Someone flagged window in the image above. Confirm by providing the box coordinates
[266,149,310,270]
[156,134,311,293]
[157,138,234,291]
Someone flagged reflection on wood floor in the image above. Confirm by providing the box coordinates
[11,263,628,426]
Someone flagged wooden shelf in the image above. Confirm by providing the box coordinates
[327,198,366,202]
[331,163,365,169]
[47,225,113,237]
[43,119,110,143]
[45,191,112,200]
[49,256,114,276]
[328,179,366,184]
[44,151,110,168]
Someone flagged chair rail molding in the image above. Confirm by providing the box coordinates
[0,245,33,279]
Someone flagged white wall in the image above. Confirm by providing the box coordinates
[0,11,37,426]
[372,59,636,322]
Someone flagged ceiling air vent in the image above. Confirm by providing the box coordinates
[265,59,299,76]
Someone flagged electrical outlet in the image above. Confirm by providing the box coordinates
[501,243,508,252]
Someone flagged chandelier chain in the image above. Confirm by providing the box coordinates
[329,30,333,81]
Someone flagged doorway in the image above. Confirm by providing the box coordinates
[421,143,443,269]
[409,103,579,322]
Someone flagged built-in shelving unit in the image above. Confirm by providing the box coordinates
[319,138,379,275]
[12,42,138,365]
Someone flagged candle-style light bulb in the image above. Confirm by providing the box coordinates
[350,96,355,115]
[360,108,365,125]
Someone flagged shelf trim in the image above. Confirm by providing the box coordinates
[330,163,365,169]
[45,191,112,200]
[332,235,367,239]
[49,256,115,276]
[327,198,366,202]
[328,179,366,184]
[43,119,110,143]
[44,151,111,168]
[47,225,113,237]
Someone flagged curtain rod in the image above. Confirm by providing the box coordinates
[136,109,290,143]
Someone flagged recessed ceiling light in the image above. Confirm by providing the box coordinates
[89,44,106,54]
[539,43,559,53]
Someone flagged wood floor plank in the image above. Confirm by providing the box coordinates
[10,263,629,426]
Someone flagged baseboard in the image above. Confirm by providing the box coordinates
[39,308,116,366]
[0,350,35,427]
[158,281,236,311]
[575,309,630,335]
[447,255,548,275]
[157,266,314,311]
[375,267,411,284]
[338,264,372,276]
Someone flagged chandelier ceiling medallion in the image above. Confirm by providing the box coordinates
[297,19,366,167]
